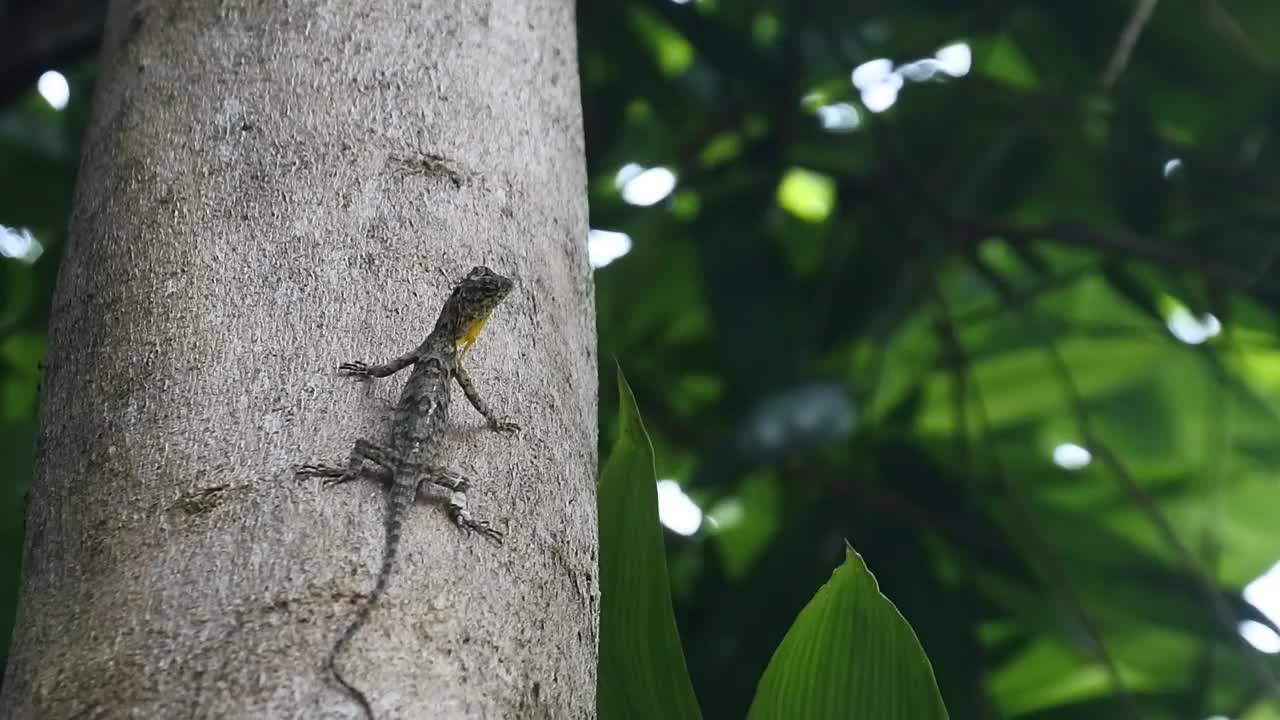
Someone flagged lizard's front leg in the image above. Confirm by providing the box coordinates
[454,365,520,432]
[339,349,418,378]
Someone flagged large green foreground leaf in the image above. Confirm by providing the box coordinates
[748,544,949,720]
[597,366,701,720]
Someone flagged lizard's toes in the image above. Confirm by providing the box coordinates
[298,463,345,481]
[490,419,520,433]
[471,521,504,544]
[337,361,370,376]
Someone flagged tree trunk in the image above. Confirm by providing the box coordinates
[0,0,597,717]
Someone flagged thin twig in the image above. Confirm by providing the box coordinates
[791,459,1007,554]
[931,277,1145,719]
[1199,0,1275,74]
[1103,0,1160,91]
[966,219,1255,288]
[965,250,1280,698]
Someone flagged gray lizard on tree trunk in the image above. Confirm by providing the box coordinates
[297,265,518,718]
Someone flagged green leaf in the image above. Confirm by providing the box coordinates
[627,7,695,76]
[977,33,1039,90]
[918,335,1170,433]
[707,470,781,580]
[1,332,44,376]
[1244,700,1280,720]
[776,168,835,223]
[597,365,701,720]
[988,637,1158,716]
[748,544,950,720]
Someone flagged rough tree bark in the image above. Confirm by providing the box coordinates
[0,0,597,717]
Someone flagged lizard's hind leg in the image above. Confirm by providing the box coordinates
[418,482,504,543]
[418,465,475,492]
[297,438,395,486]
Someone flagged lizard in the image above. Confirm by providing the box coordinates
[296,265,519,718]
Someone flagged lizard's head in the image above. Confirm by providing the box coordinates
[437,265,514,356]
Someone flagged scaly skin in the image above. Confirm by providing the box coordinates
[297,265,518,719]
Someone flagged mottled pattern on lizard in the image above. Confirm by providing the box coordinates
[297,265,518,719]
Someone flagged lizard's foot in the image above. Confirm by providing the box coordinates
[296,463,355,486]
[488,417,520,433]
[337,360,370,376]
[447,493,504,544]
[459,516,504,544]
[321,473,357,487]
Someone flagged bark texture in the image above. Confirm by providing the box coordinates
[0,0,596,717]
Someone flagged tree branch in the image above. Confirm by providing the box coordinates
[1102,0,1160,91]
[964,219,1258,288]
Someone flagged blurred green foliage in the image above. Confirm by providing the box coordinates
[0,56,90,684]
[581,1,1280,718]
[3,1,1280,718]
[598,367,948,719]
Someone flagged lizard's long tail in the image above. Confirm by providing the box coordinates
[327,478,418,720]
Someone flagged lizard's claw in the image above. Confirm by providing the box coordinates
[465,519,505,544]
[296,463,329,479]
[321,473,356,487]
[489,418,520,433]
[296,463,352,486]
[448,496,504,544]
[338,360,370,376]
